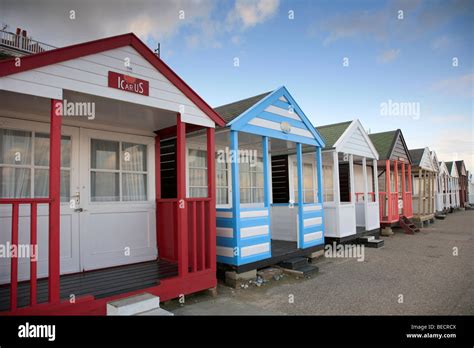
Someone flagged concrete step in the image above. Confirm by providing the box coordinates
[137,308,174,316]
[365,239,384,248]
[107,293,160,316]
[359,235,375,242]
[279,257,308,270]
[435,214,446,220]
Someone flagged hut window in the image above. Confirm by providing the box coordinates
[188,149,208,198]
[90,139,148,202]
[239,157,264,204]
[216,155,229,205]
[0,129,71,202]
[323,164,334,202]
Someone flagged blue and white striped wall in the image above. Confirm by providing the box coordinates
[216,207,271,265]
[216,86,326,267]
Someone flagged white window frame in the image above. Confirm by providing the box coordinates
[0,117,75,204]
[185,141,209,199]
[82,128,154,206]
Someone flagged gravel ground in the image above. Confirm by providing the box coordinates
[163,209,474,315]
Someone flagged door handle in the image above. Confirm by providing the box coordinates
[74,208,84,213]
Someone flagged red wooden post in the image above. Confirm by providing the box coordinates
[192,202,197,272]
[408,164,413,192]
[206,127,216,272]
[401,162,406,215]
[394,160,398,219]
[176,114,188,277]
[155,135,161,200]
[386,160,391,221]
[154,135,161,252]
[30,203,37,306]
[200,201,205,270]
[49,99,61,303]
[10,203,19,310]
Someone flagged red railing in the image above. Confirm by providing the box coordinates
[378,192,398,223]
[403,192,413,217]
[0,198,52,311]
[187,198,212,273]
[156,197,214,276]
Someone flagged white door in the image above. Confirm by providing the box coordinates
[77,128,157,271]
[0,118,80,283]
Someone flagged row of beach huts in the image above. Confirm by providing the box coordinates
[0,31,472,315]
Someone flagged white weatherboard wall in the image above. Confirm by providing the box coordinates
[338,126,375,159]
[0,46,214,128]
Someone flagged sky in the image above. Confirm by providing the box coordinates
[2,0,473,172]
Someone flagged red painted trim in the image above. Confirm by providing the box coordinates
[1,271,216,316]
[49,99,61,304]
[10,203,19,311]
[206,127,216,272]
[156,123,204,140]
[176,114,188,277]
[30,203,37,306]
[386,160,391,221]
[0,33,225,127]
[155,134,161,253]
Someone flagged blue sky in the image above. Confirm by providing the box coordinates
[3,0,473,170]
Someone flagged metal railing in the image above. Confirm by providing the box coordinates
[1,30,56,54]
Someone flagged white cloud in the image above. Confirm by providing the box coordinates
[227,0,280,29]
[2,0,215,47]
[431,73,474,98]
[377,48,400,64]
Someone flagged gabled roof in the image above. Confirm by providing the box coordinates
[368,129,412,163]
[0,33,225,127]
[214,92,272,124]
[215,86,325,147]
[316,119,379,159]
[316,121,352,148]
[409,148,425,166]
[445,161,459,177]
[455,160,467,177]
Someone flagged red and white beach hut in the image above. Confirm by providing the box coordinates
[0,33,225,315]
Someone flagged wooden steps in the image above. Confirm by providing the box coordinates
[399,216,420,234]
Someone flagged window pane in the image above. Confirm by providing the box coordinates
[122,143,147,172]
[60,170,70,202]
[91,139,119,170]
[34,134,71,167]
[216,169,227,187]
[190,187,208,198]
[189,168,207,187]
[91,171,119,201]
[0,129,32,165]
[240,188,251,203]
[34,169,49,198]
[122,173,147,201]
[304,190,315,203]
[33,169,70,202]
[216,188,228,205]
[189,149,207,168]
[304,164,314,189]
[0,167,31,198]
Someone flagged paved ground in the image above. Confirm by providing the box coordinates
[162,210,474,315]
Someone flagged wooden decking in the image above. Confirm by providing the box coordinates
[0,259,178,312]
